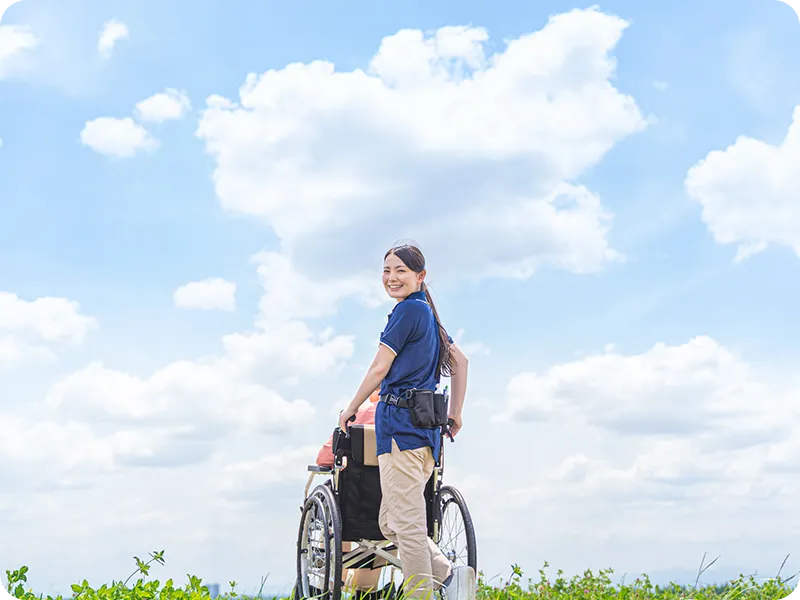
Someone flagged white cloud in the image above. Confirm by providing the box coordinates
[496,336,782,439]
[251,250,389,325]
[215,445,321,500]
[0,292,96,343]
[0,413,116,491]
[173,277,236,312]
[97,18,128,59]
[195,8,647,284]
[0,24,37,78]
[135,88,192,123]
[450,335,800,584]
[221,320,355,383]
[0,292,96,367]
[492,335,797,509]
[82,88,191,157]
[44,358,316,438]
[685,104,800,262]
[0,335,54,367]
[24,257,355,481]
[80,116,158,158]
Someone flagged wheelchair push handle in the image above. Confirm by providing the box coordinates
[344,414,356,437]
[444,418,456,443]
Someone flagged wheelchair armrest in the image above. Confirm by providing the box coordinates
[308,465,333,473]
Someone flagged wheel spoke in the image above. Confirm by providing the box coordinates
[297,485,342,600]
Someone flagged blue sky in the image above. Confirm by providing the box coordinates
[2,0,800,595]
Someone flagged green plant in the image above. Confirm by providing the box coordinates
[4,551,798,600]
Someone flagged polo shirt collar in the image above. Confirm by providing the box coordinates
[406,290,427,302]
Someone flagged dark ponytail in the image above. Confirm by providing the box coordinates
[385,242,456,380]
[421,281,456,379]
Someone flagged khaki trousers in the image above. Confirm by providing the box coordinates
[378,439,452,599]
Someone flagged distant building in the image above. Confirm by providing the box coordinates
[208,583,220,598]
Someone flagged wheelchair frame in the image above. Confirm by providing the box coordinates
[295,418,477,600]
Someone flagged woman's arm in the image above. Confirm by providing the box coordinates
[448,342,469,436]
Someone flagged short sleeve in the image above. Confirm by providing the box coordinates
[380,301,423,356]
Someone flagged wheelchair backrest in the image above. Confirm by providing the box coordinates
[335,424,379,467]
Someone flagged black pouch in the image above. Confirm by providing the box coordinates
[409,390,448,429]
[433,390,449,427]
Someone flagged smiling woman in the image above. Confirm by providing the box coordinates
[338,242,471,599]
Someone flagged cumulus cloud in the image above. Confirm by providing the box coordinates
[221,320,355,384]
[215,445,322,501]
[0,335,55,367]
[135,88,192,123]
[496,336,782,439]
[82,88,192,156]
[251,250,389,325]
[0,413,115,491]
[195,8,647,284]
[98,18,128,59]
[493,335,797,509]
[459,335,800,577]
[685,104,800,262]
[0,292,96,367]
[173,277,236,312]
[44,358,316,435]
[1,326,337,491]
[0,292,96,343]
[0,23,37,79]
[20,255,356,482]
[80,116,158,158]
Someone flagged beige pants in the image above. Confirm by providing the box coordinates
[378,439,452,599]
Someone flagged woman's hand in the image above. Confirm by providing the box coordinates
[448,413,462,437]
[339,406,357,433]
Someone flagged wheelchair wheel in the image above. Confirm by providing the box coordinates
[437,485,477,572]
[297,483,343,600]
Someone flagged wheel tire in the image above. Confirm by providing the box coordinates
[297,484,343,600]
[437,485,477,572]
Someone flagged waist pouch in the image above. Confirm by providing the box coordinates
[408,389,449,429]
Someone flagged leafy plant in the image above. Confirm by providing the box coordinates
[4,551,798,600]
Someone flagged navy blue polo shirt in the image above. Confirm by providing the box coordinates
[376,290,453,458]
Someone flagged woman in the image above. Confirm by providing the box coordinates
[339,243,471,600]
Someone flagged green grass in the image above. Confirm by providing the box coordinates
[5,551,798,600]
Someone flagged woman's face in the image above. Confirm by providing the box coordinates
[383,252,424,301]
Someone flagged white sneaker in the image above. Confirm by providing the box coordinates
[443,566,476,600]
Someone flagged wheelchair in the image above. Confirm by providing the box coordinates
[294,419,477,600]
